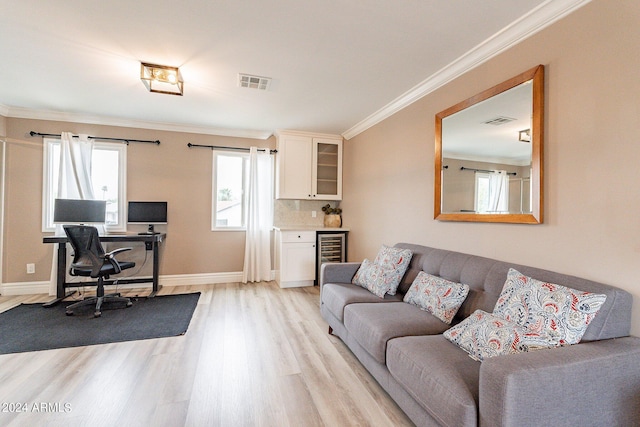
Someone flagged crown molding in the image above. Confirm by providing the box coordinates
[274,129,343,139]
[341,0,592,140]
[4,106,273,140]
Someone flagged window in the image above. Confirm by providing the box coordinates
[475,171,509,213]
[212,151,249,230]
[42,138,127,232]
[474,173,491,213]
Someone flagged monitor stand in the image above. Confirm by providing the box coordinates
[138,224,160,235]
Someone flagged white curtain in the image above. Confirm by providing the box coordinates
[242,147,273,283]
[49,132,95,294]
[58,132,94,200]
[488,170,509,213]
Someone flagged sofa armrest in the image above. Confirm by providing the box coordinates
[320,262,361,289]
[479,336,640,427]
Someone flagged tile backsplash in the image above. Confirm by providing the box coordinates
[273,199,341,227]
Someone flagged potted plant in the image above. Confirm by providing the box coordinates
[322,204,342,228]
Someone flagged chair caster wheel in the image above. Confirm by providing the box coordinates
[94,311,102,318]
[65,311,74,316]
[126,301,133,307]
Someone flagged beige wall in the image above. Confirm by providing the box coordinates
[2,118,274,283]
[342,0,640,335]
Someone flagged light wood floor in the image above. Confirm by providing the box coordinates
[0,282,414,427]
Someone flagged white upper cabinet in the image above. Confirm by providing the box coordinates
[275,133,313,199]
[276,131,343,200]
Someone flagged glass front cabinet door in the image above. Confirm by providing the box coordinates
[312,138,342,200]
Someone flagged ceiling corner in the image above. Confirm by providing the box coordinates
[342,0,593,140]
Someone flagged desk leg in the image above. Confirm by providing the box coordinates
[56,242,66,298]
[149,241,160,298]
[43,242,75,307]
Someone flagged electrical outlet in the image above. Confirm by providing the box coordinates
[312,211,317,218]
[26,263,35,274]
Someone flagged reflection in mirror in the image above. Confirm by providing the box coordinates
[442,81,532,214]
[435,65,544,224]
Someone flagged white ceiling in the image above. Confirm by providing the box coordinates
[0,0,589,140]
[443,80,533,165]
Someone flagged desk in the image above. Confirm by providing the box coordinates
[43,233,166,307]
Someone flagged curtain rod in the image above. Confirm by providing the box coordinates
[29,131,160,145]
[187,143,277,154]
[460,166,516,176]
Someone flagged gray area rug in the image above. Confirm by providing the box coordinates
[0,293,200,354]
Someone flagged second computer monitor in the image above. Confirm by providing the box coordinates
[127,201,167,234]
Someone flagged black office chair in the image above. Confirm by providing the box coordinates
[63,225,135,317]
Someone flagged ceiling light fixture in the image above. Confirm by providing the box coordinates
[518,128,531,142]
[140,62,184,96]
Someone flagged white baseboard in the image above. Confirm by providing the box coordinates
[159,272,244,287]
[161,270,277,287]
[0,270,277,295]
[0,281,51,295]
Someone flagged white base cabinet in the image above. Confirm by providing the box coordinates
[275,230,316,288]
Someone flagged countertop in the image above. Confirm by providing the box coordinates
[273,226,349,232]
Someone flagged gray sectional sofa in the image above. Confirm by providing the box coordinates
[319,243,640,426]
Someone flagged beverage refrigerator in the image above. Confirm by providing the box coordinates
[316,231,348,285]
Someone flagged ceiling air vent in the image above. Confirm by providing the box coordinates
[238,73,271,90]
[482,116,516,126]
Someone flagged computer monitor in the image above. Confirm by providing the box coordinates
[127,201,167,234]
[53,199,107,224]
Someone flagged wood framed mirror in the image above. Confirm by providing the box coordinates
[435,65,544,224]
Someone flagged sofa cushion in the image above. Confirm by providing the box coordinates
[493,268,607,345]
[373,244,413,295]
[403,271,470,324]
[387,335,480,427]
[352,246,414,297]
[444,310,556,361]
[352,258,394,297]
[344,302,449,364]
[321,283,402,322]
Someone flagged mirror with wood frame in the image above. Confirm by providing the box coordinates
[435,65,544,224]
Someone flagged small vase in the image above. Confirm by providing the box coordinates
[324,214,342,228]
